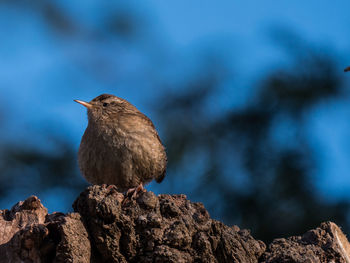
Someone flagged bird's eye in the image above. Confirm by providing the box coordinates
[103,103,108,107]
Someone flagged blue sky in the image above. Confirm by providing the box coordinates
[147,0,350,200]
[148,1,350,48]
[0,0,350,210]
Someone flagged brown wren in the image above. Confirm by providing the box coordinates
[75,94,167,195]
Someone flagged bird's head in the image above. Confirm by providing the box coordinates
[75,94,138,124]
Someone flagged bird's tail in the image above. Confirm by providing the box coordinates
[156,171,166,183]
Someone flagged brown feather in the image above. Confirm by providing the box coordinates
[77,94,167,192]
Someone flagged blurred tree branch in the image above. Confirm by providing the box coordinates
[157,35,349,242]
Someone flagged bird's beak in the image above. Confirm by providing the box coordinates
[74,100,93,109]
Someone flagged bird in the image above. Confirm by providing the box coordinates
[74,94,167,198]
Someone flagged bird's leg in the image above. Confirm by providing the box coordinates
[122,183,146,206]
[126,186,137,197]
[126,183,146,199]
[132,183,146,199]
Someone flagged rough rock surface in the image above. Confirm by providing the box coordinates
[0,196,91,263]
[73,185,265,262]
[0,185,350,262]
[261,221,350,263]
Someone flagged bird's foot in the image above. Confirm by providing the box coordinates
[126,183,146,199]
[122,184,146,206]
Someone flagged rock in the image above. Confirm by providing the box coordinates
[261,221,350,263]
[0,197,91,263]
[48,212,91,263]
[1,186,350,263]
[73,185,266,262]
[0,196,47,245]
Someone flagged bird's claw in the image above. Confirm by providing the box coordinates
[122,184,146,206]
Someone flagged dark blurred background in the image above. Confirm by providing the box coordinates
[0,1,350,243]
